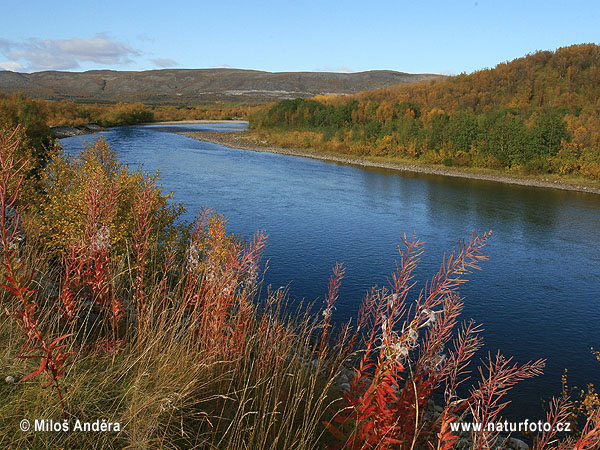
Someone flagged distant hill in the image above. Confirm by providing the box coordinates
[0,68,443,104]
[250,44,600,180]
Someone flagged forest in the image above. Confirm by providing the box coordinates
[0,93,260,129]
[250,44,600,180]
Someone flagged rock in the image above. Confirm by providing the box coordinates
[51,126,83,138]
[507,437,529,450]
[5,375,15,384]
[36,277,59,298]
[85,123,105,132]
[343,368,356,381]
[310,359,329,372]
[337,373,349,385]
[51,124,107,139]
[339,382,351,391]
[456,437,471,449]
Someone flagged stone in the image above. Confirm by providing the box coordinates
[337,373,349,385]
[507,437,529,450]
[456,437,471,449]
[344,368,357,381]
[5,375,15,384]
[339,382,351,391]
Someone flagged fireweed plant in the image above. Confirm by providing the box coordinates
[0,126,599,449]
[323,232,540,449]
[0,127,71,418]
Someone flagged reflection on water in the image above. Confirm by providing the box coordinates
[61,124,600,421]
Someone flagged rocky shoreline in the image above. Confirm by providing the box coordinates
[178,130,600,195]
[51,123,108,139]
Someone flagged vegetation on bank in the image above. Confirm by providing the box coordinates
[249,44,600,181]
[0,93,260,129]
[1,89,600,448]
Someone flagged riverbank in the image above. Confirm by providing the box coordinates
[51,123,108,138]
[152,120,248,125]
[179,130,600,195]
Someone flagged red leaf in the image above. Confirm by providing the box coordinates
[20,359,46,382]
[0,283,19,296]
[323,421,346,441]
[49,333,73,348]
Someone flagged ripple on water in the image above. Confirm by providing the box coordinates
[60,123,600,421]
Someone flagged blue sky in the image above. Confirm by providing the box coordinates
[1,0,598,74]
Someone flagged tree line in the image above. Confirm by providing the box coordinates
[0,93,260,128]
[250,44,600,180]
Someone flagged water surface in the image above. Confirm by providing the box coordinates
[61,123,600,420]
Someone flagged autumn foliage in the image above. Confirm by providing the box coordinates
[2,114,600,449]
[0,93,261,129]
[251,44,600,180]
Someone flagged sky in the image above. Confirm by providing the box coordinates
[1,0,598,75]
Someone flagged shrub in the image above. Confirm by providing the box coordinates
[30,138,184,258]
[1,127,599,449]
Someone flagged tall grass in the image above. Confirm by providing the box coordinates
[1,126,599,449]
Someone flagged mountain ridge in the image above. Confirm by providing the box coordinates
[0,68,443,104]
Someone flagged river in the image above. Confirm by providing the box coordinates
[60,122,600,420]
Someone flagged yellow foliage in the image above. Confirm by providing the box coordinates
[30,138,184,256]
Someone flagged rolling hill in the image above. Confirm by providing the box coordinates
[0,68,443,104]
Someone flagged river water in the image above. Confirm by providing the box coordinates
[61,122,600,420]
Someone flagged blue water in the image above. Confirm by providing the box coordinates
[61,123,600,420]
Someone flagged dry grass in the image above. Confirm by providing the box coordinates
[1,240,348,449]
[1,127,599,449]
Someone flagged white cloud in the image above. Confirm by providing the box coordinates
[0,61,24,72]
[151,58,179,68]
[212,64,235,69]
[0,34,142,71]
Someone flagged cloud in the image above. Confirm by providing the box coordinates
[439,69,457,76]
[0,39,12,52]
[0,61,24,72]
[0,34,141,71]
[136,34,155,43]
[212,64,235,69]
[151,58,179,68]
[314,66,357,73]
